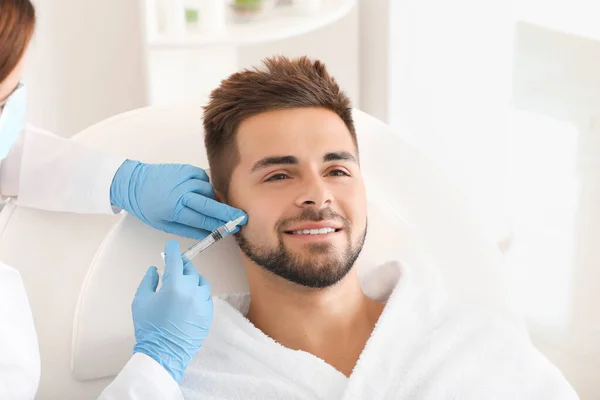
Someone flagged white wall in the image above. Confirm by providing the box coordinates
[146,46,239,106]
[357,0,389,122]
[357,0,514,246]
[238,5,360,108]
[362,2,599,395]
[23,0,147,137]
[386,0,514,245]
[508,23,600,399]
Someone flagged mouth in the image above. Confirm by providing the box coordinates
[283,227,343,236]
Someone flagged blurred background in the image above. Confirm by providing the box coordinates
[23,0,600,397]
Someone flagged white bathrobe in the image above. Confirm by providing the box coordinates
[180,261,577,400]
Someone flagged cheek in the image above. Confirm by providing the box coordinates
[341,180,367,229]
[232,192,276,223]
[246,206,275,233]
[228,187,282,238]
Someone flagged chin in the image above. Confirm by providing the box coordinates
[290,241,337,252]
[235,221,368,289]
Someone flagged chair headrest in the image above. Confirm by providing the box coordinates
[0,105,517,381]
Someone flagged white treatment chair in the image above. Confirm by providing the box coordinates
[0,105,520,399]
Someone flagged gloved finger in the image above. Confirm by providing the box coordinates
[182,193,247,224]
[173,207,227,232]
[196,274,213,301]
[181,165,211,182]
[135,266,159,296]
[179,178,216,200]
[160,221,212,241]
[162,240,184,283]
[197,273,211,289]
[182,257,201,278]
[183,257,211,290]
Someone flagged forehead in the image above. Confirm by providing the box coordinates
[235,107,356,166]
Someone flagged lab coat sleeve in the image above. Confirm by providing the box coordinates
[0,263,40,400]
[0,124,125,214]
[98,353,184,400]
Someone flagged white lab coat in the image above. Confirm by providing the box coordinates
[0,124,183,399]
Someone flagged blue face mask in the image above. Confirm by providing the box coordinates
[0,83,26,161]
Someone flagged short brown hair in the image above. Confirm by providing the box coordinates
[0,0,36,83]
[203,56,356,198]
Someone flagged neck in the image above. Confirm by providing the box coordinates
[245,263,384,376]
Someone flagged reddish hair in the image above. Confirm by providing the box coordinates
[0,0,36,83]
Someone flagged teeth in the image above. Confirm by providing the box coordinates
[291,227,336,235]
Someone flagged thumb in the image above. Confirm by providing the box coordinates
[135,266,159,298]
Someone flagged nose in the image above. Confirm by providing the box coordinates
[295,173,333,209]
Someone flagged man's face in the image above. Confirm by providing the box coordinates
[226,107,367,288]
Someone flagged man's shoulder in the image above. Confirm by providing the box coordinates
[380,293,576,396]
[373,259,527,338]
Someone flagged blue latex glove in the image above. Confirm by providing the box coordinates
[132,241,214,383]
[110,160,247,240]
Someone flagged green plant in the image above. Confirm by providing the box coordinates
[234,0,262,10]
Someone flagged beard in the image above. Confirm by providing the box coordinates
[234,208,367,288]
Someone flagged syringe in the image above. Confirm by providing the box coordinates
[160,215,246,261]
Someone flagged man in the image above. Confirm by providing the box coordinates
[179,56,577,399]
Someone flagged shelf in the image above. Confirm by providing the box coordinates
[148,0,355,48]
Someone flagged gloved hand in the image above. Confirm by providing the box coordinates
[132,240,214,383]
[110,160,247,240]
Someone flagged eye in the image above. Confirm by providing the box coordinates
[328,169,350,177]
[265,173,289,182]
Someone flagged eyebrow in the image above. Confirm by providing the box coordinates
[323,151,357,163]
[250,151,357,173]
[251,155,298,172]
